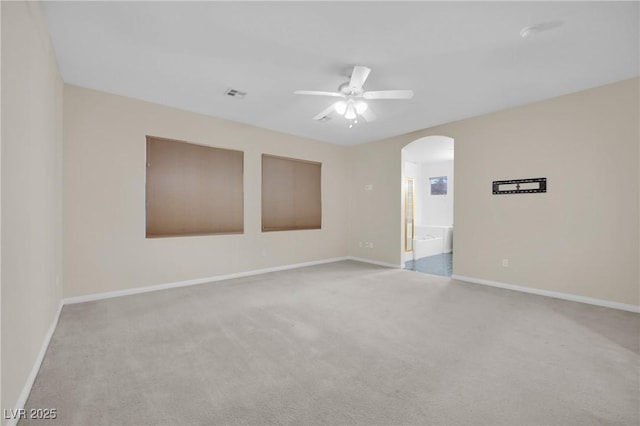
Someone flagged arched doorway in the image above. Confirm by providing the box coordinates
[401,136,454,276]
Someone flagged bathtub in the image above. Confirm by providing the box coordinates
[413,235,443,259]
[412,225,454,260]
[415,225,453,253]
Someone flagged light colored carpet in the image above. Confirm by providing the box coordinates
[22,261,639,425]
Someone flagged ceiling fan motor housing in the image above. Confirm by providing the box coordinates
[339,82,363,96]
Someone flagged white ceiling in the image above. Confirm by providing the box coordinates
[41,2,639,146]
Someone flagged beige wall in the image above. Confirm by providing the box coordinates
[1,1,63,420]
[63,85,348,298]
[347,138,403,266]
[348,78,639,307]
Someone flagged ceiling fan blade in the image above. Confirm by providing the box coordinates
[359,107,377,122]
[363,90,414,100]
[313,103,338,121]
[294,90,344,97]
[349,66,371,91]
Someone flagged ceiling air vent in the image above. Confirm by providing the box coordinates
[224,88,247,99]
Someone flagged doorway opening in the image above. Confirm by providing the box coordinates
[401,136,454,277]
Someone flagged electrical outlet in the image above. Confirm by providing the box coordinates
[364,184,373,191]
[502,258,509,267]
[364,242,374,248]
[359,242,363,248]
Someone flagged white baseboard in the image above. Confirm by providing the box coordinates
[451,274,640,313]
[7,301,64,426]
[346,256,402,269]
[64,256,409,305]
[63,257,349,304]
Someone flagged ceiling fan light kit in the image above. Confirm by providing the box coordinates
[356,101,367,114]
[294,65,414,124]
[345,105,357,120]
[334,100,367,116]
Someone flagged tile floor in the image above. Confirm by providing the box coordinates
[405,252,453,277]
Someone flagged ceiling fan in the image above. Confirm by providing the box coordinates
[294,65,414,123]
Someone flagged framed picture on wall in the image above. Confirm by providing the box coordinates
[430,176,447,195]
